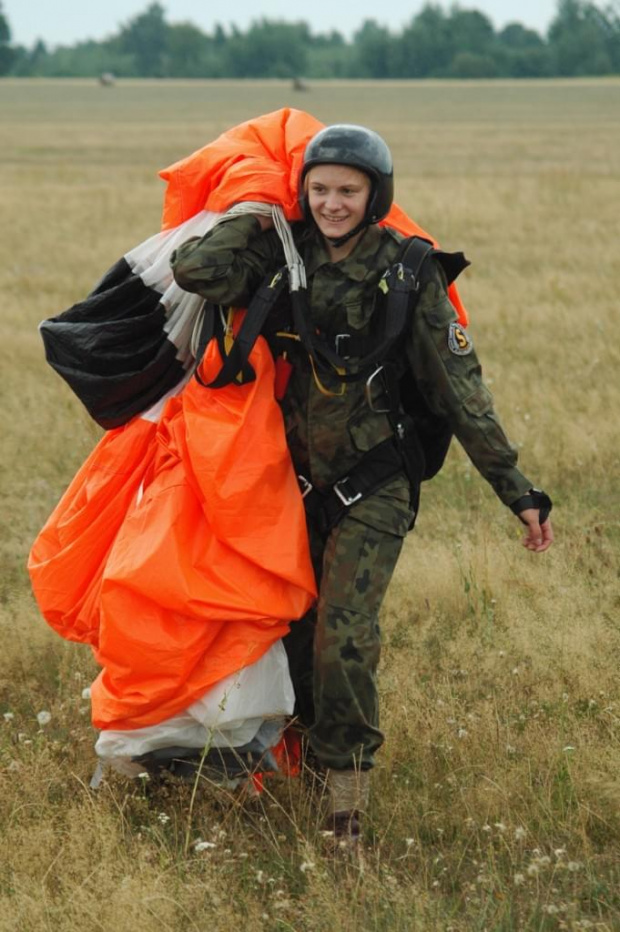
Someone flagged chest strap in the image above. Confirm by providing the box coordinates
[290,237,436,383]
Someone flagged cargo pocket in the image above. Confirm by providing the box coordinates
[321,478,412,614]
[347,477,413,538]
[462,384,493,416]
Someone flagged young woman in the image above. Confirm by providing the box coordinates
[171,124,553,845]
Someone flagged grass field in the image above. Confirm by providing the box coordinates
[0,78,619,931]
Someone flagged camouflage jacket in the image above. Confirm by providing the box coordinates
[171,215,532,507]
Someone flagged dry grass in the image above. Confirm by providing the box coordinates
[1,78,619,931]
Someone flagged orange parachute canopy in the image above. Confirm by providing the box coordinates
[29,336,316,730]
[160,107,468,325]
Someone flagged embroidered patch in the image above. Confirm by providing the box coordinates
[448,322,473,356]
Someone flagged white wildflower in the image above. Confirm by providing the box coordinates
[81,687,92,700]
[3,712,14,722]
[514,826,526,840]
[194,841,216,852]
[458,728,468,739]
[567,861,582,872]
[514,873,526,886]
[157,813,170,824]
[36,710,52,726]
[405,837,415,847]
[494,822,506,833]
[554,848,566,859]
[300,861,315,873]
[527,863,539,876]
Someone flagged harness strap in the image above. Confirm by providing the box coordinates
[290,236,437,382]
[195,267,289,389]
[299,438,407,534]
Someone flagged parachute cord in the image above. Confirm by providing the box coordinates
[218,201,307,293]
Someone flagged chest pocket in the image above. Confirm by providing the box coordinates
[345,294,376,331]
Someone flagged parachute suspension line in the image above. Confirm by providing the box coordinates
[271,206,307,292]
[219,201,307,292]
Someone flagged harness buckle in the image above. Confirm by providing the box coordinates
[365,365,392,414]
[298,475,313,499]
[333,477,363,507]
[335,333,351,359]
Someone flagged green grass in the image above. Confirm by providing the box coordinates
[1,77,619,931]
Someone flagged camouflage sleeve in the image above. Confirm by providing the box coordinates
[406,261,532,507]
[170,214,282,306]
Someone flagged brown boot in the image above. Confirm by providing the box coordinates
[325,770,370,853]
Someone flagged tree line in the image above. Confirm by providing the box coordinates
[1,1,619,80]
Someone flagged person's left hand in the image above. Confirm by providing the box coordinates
[518,507,554,552]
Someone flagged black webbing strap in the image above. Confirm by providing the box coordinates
[300,438,406,533]
[510,489,553,525]
[290,236,437,381]
[194,268,288,389]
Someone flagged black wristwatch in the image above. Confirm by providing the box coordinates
[510,489,553,525]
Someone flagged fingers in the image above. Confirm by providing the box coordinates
[522,517,554,553]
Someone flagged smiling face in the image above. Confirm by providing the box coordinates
[305,164,371,253]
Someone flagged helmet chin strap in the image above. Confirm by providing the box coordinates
[327,219,369,250]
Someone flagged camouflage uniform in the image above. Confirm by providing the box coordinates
[171,215,532,771]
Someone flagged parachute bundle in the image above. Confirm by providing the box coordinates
[29,108,467,779]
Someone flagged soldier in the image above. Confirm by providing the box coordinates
[171,124,554,848]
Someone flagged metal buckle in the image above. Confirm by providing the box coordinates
[365,365,392,414]
[333,477,363,507]
[335,333,351,359]
[298,475,313,498]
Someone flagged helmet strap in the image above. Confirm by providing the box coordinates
[326,219,369,250]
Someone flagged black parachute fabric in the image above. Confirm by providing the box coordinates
[39,212,216,429]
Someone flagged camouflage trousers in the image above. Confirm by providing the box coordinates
[284,475,414,771]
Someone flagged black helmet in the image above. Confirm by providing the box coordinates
[299,124,394,235]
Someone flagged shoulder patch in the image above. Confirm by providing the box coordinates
[448,321,473,355]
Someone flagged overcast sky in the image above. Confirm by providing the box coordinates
[4,1,564,48]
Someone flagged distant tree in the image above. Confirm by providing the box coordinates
[0,1,15,75]
[548,0,615,74]
[166,22,222,77]
[224,19,310,78]
[352,20,394,78]
[450,51,498,77]
[117,2,169,77]
[11,38,48,76]
[448,8,496,56]
[395,5,454,77]
[498,22,545,50]
[306,31,351,78]
[495,21,551,76]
